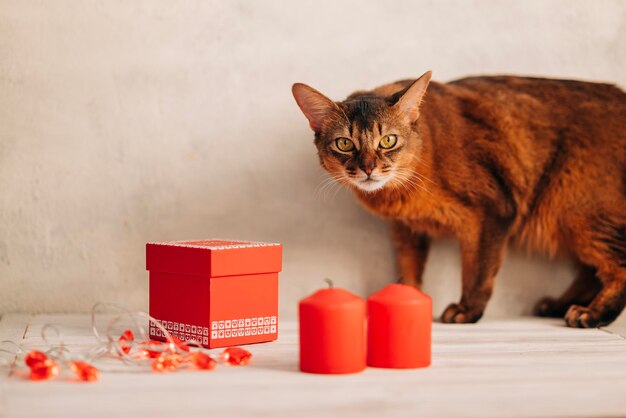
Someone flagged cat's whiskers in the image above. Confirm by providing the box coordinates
[393,172,422,197]
[391,176,413,196]
[406,155,436,184]
[331,176,351,200]
[397,167,435,189]
[397,176,421,195]
[317,166,433,198]
[392,168,432,196]
[315,176,336,192]
[401,164,436,186]
[315,172,356,202]
[387,171,415,195]
[315,176,342,201]
[324,181,343,202]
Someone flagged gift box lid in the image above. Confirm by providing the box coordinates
[146,239,282,277]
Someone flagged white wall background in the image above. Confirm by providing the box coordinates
[1,0,625,322]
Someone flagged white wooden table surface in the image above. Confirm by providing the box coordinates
[1,314,626,418]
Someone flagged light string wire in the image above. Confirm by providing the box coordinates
[1,302,223,375]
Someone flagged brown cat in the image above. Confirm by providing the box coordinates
[292,71,626,328]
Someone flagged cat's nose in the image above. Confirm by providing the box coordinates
[360,161,376,176]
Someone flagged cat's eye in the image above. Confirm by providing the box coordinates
[335,137,355,152]
[379,134,398,149]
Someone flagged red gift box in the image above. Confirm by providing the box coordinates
[146,239,282,348]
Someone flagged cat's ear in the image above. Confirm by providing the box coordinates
[394,71,432,123]
[292,83,339,132]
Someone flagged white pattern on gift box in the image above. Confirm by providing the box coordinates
[149,316,278,342]
[149,319,212,345]
[210,316,279,339]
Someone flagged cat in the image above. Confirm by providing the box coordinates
[292,71,626,328]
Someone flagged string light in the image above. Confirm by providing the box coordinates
[0,302,253,382]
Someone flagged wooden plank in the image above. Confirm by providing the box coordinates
[1,315,626,418]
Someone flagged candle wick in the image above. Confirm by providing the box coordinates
[323,278,334,289]
[397,277,404,284]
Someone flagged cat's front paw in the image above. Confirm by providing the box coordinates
[533,297,567,318]
[441,303,484,324]
[564,305,600,328]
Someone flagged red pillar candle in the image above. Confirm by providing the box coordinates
[299,282,366,374]
[367,284,432,369]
